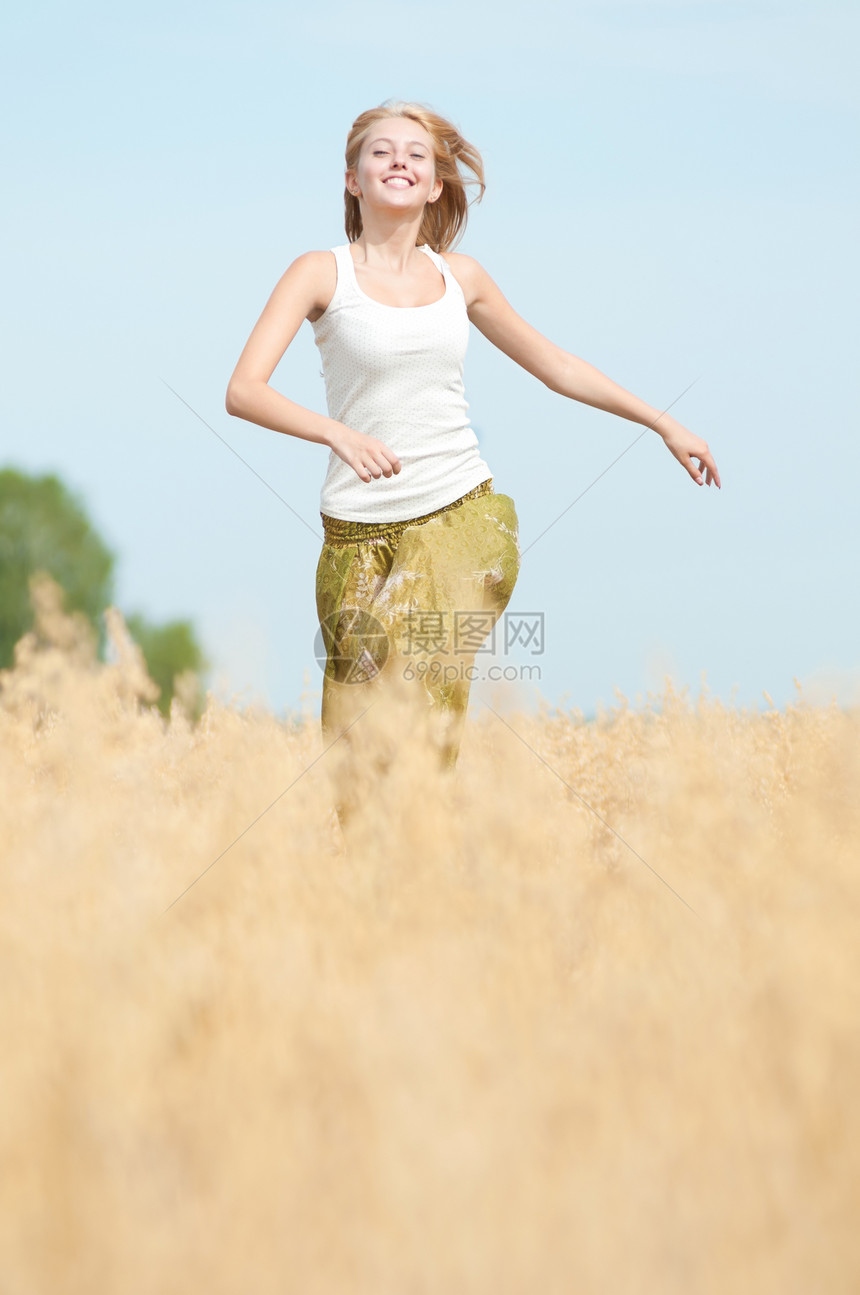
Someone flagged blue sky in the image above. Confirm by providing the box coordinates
[3,0,858,718]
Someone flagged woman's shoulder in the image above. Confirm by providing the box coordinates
[272,249,341,323]
[438,251,490,308]
[287,248,341,277]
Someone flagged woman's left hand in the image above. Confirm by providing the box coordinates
[658,418,721,488]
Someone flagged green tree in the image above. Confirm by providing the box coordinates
[0,468,115,667]
[124,613,209,718]
[0,466,208,715]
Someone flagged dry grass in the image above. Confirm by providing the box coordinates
[1,575,858,1294]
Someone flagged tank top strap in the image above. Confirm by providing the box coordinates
[418,245,448,277]
[419,244,462,299]
[330,244,361,301]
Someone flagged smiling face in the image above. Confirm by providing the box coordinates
[346,116,443,215]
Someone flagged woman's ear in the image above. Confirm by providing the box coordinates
[345,169,362,198]
[428,179,443,204]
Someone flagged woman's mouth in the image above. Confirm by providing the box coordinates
[383,177,412,188]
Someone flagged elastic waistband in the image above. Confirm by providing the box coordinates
[320,478,495,547]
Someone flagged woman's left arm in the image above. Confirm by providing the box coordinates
[446,253,720,488]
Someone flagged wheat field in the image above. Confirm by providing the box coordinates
[1,574,857,1294]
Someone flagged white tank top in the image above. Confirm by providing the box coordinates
[311,243,494,522]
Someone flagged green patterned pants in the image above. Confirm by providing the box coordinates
[315,478,521,821]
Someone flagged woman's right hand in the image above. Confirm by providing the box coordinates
[328,425,402,484]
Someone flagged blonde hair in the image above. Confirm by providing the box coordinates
[344,100,486,253]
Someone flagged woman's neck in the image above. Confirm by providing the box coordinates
[352,212,425,271]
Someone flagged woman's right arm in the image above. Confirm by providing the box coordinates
[225,252,401,483]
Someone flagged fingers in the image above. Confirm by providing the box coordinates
[681,446,720,489]
[693,451,721,489]
[663,426,720,489]
[356,445,401,483]
[331,426,402,483]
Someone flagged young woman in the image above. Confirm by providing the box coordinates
[225,100,719,826]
